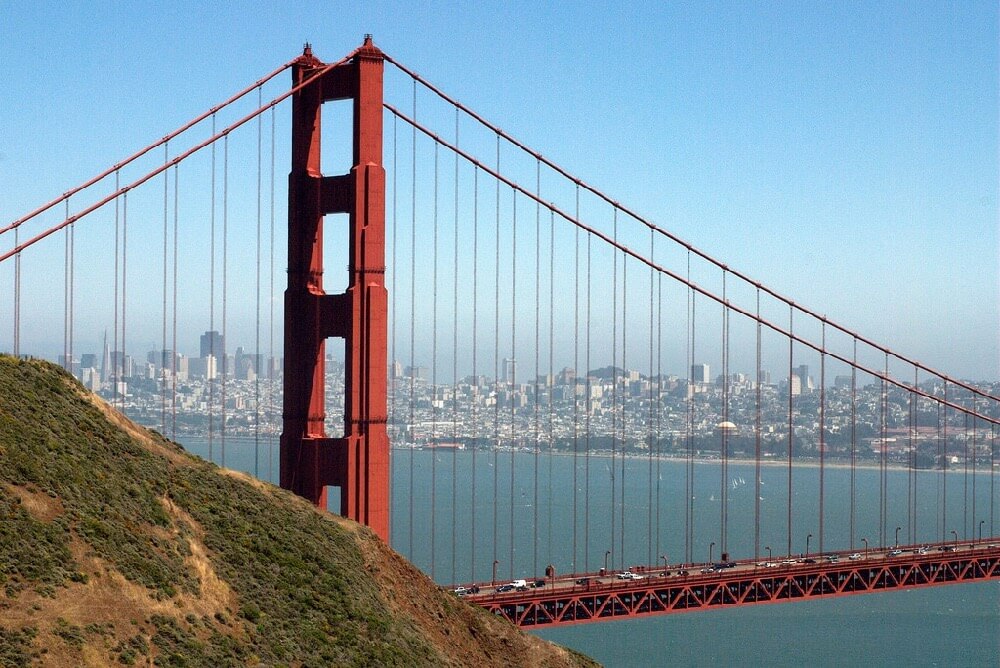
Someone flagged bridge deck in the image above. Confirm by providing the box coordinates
[462,542,1000,627]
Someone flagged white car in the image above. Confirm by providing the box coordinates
[848,553,862,560]
[616,571,643,580]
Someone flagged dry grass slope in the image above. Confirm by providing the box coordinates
[0,356,597,667]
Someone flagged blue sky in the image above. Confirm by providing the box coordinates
[0,1,997,380]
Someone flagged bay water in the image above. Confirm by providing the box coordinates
[180,436,1000,666]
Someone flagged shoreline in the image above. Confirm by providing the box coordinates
[397,444,998,475]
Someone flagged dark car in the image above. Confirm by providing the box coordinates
[496,584,515,593]
[575,577,590,585]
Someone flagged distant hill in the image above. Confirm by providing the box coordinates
[0,356,596,667]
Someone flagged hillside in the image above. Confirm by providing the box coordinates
[0,356,596,667]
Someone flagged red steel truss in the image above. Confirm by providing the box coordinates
[471,544,1000,628]
[280,37,390,541]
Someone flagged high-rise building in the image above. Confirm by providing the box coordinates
[691,363,710,384]
[200,330,225,360]
[796,364,812,392]
[503,358,517,383]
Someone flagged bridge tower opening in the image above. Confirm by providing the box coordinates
[280,37,389,541]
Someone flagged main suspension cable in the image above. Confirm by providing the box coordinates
[383,54,998,406]
[384,104,997,424]
[1,59,296,240]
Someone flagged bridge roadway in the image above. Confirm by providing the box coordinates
[457,541,1000,628]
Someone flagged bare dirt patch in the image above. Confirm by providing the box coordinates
[4,483,64,522]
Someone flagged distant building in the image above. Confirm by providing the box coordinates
[189,355,217,380]
[691,363,710,384]
[503,358,517,384]
[405,365,427,380]
[796,364,812,392]
[200,330,225,360]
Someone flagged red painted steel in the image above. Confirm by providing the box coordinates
[280,37,390,541]
[466,544,1000,628]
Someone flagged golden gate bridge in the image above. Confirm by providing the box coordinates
[2,37,998,627]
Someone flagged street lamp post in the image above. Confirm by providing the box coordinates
[806,533,812,557]
[765,545,772,561]
[951,529,958,546]
[979,519,985,543]
[862,537,869,560]
[492,560,499,587]
[604,550,611,573]
[661,555,668,572]
[709,542,716,564]
[895,526,901,547]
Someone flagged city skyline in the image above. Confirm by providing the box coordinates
[2,4,997,385]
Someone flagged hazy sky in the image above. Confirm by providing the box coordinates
[1,1,997,380]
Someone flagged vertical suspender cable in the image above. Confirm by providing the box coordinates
[172,166,179,440]
[548,208,555,568]
[430,141,438,579]
[819,323,825,554]
[533,159,540,578]
[583,188,591,572]
[754,289,762,560]
[964,411,970,538]
[685,253,694,565]
[13,222,19,357]
[991,423,995,536]
[786,306,793,556]
[121,192,128,417]
[162,143,170,434]
[222,134,229,468]
[572,189,579,571]
[69,200,75,372]
[971,399,977,541]
[109,170,121,407]
[880,353,888,546]
[209,115,217,463]
[850,337,857,548]
[471,167,479,581]
[509,190,517,579]
[492,132,501,579]
[408,81,417,559]
[655,255,663,564]
[63,202,69,370]
[269,106,276,482]
[719,269,729,554]
[390,113,398,534]
[648,225,655,566]
[255,85,263,478]
[610,208,618,569]
[113,172,120,408]
[620,218,627,568]
[939,381,949,542]
[910,368,917,542]
[723,276,730,554]
[452,109,460,585]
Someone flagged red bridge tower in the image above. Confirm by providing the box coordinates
[280,37,389,541]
